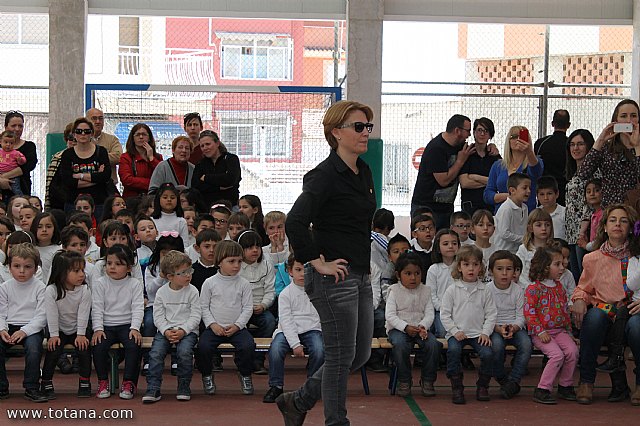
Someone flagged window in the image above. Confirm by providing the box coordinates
[220,34,292,80]
[220,116,290,158]
[0,14,48,45]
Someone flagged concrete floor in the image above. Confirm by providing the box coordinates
[0,354,638,425]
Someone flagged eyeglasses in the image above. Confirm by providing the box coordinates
[214,218,227,224]
[172,267,194,277]
[453,224,472,229]
[569,142,586,148]
[89,116,104,121]
[475,128,489,135]
[337,122,374,133]
[134,132,149,138]
[458,127,471,133]
[65,135,76,142]
[74,129,92,135]
[414,225,435,232]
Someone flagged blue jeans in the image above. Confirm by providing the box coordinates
[142,307,156,364]
[0,327,43,391]
[388,329,439,383]
[490,329,532,383]
[293,266,373,426]
[92,324,141,385]
[197,328,255,376]
[447,337,494,377]
[579,307,613,384]
[569,244,586,284]
[431,311,446,338]
[268,330,324,388]
[146,332,197,391]
[625,313,640,385]
[248,311,277,363]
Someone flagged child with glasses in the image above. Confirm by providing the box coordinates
[142,251,200,403]
[409,213,436,282]
[450,211,474,246]
[210,204,232,240]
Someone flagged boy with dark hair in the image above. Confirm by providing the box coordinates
[67,212,100,263]
[536,176,565,240]
[191,229,221,293]
[371,208,395,272]
[450,211,473,246]
[410,214,436,282]
[186,214,215,262]
[494,173,531,253]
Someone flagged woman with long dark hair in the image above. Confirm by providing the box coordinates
[118,123,163,198]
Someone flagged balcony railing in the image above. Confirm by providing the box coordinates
[165,48,216,85]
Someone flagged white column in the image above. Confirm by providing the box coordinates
[632,0,640,101]
[346,0,383,138]
[49,0,87,132]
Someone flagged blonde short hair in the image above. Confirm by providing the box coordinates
[323,100,374,150]
[8,242,40,267]
[264,210,286,227]
[160,250,192,276]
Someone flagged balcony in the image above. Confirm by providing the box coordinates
[165,48,216,85]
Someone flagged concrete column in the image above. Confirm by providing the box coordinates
[632,0,640,101]
[49,0,87,132]
[346,0,383,138]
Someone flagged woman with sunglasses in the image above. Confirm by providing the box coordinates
[44,122,77,210]
[192,130,241,208]
[483,125,543,213]
[118,123,163,198]
[0,110,38,199]
[278,100,376,426]
[55,117,112,219]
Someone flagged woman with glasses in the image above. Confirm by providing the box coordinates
[192,130,241,208]
[55,117,112,219]
[484,125,543,213]
[277,100,376,426]
[44,122,76,210]
[118,123,163,198]
[1,110,38,199]
[564,129,597,282]
[459,117,501,215]
[148,136,194,194]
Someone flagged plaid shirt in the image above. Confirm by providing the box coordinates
[44,150,64,210]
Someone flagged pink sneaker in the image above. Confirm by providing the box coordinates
[96,380,110,399]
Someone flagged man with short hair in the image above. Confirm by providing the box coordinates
[86,107,122,184]
[534,109,570,205]
[183,112,203,164]
[411,114,475,230]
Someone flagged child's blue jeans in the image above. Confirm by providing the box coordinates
[447,336,493,377]
[146,331,197,390]
[388,329,439,384]
[490,329,532,383]
[0,326,43,391]
[268,330,324,388]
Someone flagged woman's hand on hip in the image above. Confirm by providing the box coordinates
[311,255,348,283]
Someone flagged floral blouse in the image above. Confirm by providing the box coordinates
[565,169,601,244]
[524,280,571,335]
[578,144,640,207]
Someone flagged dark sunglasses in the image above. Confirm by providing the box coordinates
[337,121,374,133]
[74,128,92,135]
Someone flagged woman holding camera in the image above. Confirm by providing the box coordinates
[577,99,640,208]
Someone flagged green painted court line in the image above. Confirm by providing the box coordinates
[404,395,432,426]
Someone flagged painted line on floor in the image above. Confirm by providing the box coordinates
[404,395,432,426]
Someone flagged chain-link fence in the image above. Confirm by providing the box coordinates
[381,22,633,216]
